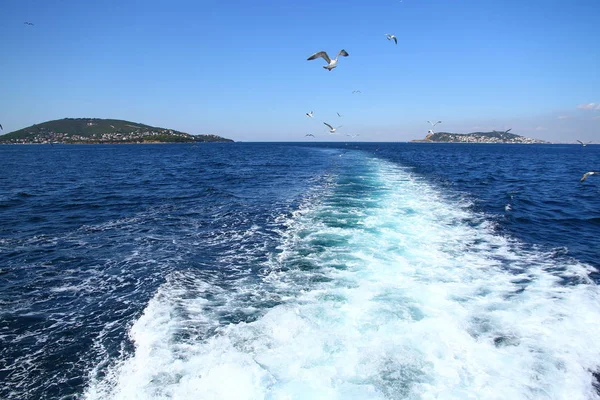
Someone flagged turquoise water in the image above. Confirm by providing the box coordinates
[1,143,599,399]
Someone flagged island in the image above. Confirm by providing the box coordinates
[412,131,546,144]
[0,118,234,144]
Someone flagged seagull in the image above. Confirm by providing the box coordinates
[346,134,360,138]
[24,22,34,26]
[307,49,349,71]
[337,112,342,117]
[306,111,313,118]
[580,171,599,182]
[305,134,315,137]
[0,123,3,130]
[324,122,342,133]
[352,90,361,94]
[428,120,442,127]
[577,140,592,147]
[428,129,435,135]
[385,34,398,44]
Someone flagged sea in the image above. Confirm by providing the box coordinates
[1,142,599,400]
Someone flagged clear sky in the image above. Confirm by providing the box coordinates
[1,0,599,142]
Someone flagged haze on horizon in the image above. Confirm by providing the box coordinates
[1,0,598,143]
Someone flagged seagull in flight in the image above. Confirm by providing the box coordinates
[306,111,313,118]
[324,122,342,133]
[24,22,34,26]
[0,123,3,130]
[352,90,361,94]
[385,34,398,44]
[577,140,592,147]
[307,49,349,71]
[337,112,342,117]
[305,134,315,137]
[428,129,435,135]
[346,134,360,138]
[428,120,442,127]
[580,171,599,182]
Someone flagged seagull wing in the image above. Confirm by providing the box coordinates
[581,172,592,182]
[337,49,349,58]
[505,128,512,133]
[323,122,334,130]
[577,140,584,145]
[0,124,3,130]
[307,51,331,64]
[393,37,398,44]
[337,112,342,117]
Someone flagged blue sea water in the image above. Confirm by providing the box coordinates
[0,142,599,399]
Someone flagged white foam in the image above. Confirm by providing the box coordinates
[85,155,600,400]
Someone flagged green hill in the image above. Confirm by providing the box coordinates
[0,118,233,144]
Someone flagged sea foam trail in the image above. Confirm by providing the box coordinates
[85,152,600,400]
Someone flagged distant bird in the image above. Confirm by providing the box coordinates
[385,34,398,44]
[494,128,512,134]
[306,111,313,118]
[580,171,599,182]
[24,22,34,26]
[337,112,342,117]
[428,120,442,127]
[577,140,592,147]
[324,122,342,133]
[307,49,349,71]
[305,134,315,137]
[346,134,360,138]
[0,123,3,130]
[352,90,361,94]
[428,129,435,135]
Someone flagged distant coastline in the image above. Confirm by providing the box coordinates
[0,117,234,144]
[412,131,546,144]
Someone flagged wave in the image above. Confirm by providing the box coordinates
[84,152,600,400]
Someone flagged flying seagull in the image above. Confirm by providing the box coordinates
[0,123,3,130]
[305,134,315,137]
[577,140,592,147]
[337,112,342,117]
[580,171,599,182]
[306,111,313,118]
[24,22,34,26]
[346,134,360,138]
[324,122,342,133]
[307,49,349,71]
[352,90,361,94]
[385,34,398,44]
[428,120,442,127]
[428,129,435,135]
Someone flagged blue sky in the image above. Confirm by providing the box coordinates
[1,0,599,142]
